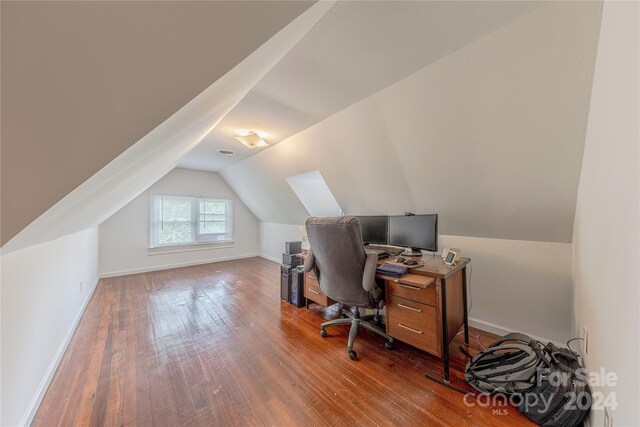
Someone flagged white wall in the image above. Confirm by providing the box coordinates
[222,2,601,244]
[99,168,260,277]
[259,221,572,343]
[440,235,572,344]
[1,227,99,427]
[572,2,640,426]
[260,222,303,263]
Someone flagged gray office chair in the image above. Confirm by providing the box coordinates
[304,216,394,360]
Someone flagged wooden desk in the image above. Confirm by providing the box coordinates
[377,256,469,382]
[304,270,336,307]
[294,251,337,307]
[302,250,469,381]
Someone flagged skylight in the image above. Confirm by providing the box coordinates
[286,170,343,217]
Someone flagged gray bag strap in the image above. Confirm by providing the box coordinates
[467,343,537,379]
[465,343,542,394]
[490,333,551,367]
[489,332,535,347]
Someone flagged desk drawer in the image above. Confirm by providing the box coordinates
[304,272,335,306]
[388,278,436,306]
[387,295,438,355]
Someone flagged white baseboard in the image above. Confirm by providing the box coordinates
[99,253,261,278]
[19,277,100,427]
[469,317,563,347]
[258,254,281,264]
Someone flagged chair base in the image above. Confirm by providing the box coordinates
[320,308,394,360]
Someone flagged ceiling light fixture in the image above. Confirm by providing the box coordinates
[236,129,268,138]
[233,130,269,149]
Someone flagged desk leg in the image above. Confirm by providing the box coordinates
[462,266,469,345]
[441,278,450,383]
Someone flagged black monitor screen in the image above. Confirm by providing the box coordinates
[355,216,388,244]
[388,214,438,251]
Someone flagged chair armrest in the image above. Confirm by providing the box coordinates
[304,251,316,272]
[362,250,378,292]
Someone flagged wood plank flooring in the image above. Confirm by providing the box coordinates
[33,257,534,426]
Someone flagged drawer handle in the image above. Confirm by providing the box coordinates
[397,283,422,291]
[307,288,320,295]
[398,303,422,313]
[398,323,423,334]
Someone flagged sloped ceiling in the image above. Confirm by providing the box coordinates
[0,0,314,245]
[1,1,334,254]
[180,0,541,172]
[220,2,602,243]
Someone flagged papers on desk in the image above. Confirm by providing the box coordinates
[375,263,409,278]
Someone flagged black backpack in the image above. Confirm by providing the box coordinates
[465,334,592,427]
[518,342,592,427]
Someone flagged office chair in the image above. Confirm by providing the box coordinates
[304,216,394,360]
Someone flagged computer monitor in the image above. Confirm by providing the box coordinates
[354,216,388,244]
[388,214,438,255]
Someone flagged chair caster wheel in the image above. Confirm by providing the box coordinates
[384,340,394,350]
[348,350,357,360]
[320,329,327,338]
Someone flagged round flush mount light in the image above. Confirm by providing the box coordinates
[217,149,236,156]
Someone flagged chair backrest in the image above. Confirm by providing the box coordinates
[305,216,370,307]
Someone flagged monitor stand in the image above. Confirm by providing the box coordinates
[403,248,423,257]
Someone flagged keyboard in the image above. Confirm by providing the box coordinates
[368,249,389,259]
[366,244,405,257]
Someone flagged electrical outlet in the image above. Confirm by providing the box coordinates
[582,326,589,355]
[604,406,613,427]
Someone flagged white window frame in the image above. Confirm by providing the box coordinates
[149,195,233,248]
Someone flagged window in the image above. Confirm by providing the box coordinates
[150,195,233,248]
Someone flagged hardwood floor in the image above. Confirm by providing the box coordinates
[33,257,534,426]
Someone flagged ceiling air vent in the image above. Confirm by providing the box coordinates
[217,149,236,156]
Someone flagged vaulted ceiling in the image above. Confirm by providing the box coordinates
[180,1,541,172]
[1,1,603,251]
[219,2,602,243]
[1,0,313,245]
